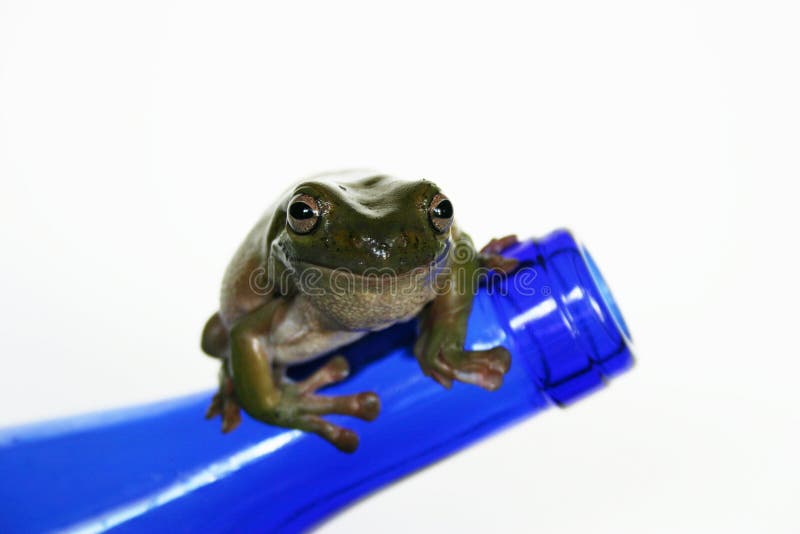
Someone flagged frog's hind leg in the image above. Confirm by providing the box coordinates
[201,312,242,432]
[201,312,229,359]
[229,298,381,452]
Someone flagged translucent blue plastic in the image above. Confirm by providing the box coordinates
[0,229,634,533]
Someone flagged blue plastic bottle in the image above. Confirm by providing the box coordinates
[0,229,634,533]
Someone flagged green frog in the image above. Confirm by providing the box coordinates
[202,170,519,452]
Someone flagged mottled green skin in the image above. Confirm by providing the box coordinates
[202,170,517,452]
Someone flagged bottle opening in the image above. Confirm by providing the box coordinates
[580,245,632,342]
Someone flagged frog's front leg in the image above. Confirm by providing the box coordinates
[413,230,512,390]
[228,299,380,453]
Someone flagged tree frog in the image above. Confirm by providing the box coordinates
[202,170,519,452]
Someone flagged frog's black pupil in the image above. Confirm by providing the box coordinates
[290,202,315,220]
[433,199,453,219]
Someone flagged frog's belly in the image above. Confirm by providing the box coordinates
[266,291,428,365]
[269,327,367,365]
[264,296,369,365]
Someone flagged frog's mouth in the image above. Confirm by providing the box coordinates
[275,241,452,288]
[289,252,449,290]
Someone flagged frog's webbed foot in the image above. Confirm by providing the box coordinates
[414,324,511,391]
[270,356,381,453]
[206,369,242,433]
[479,234,520,274]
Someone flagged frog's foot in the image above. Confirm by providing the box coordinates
[414,329,511,391]
[479,234,520,274]
[272,356,381,453]
[205,374,242,433]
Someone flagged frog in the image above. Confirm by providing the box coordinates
[201,170,520,452]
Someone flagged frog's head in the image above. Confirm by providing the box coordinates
[273,172,453,276]
[269,172,456,329]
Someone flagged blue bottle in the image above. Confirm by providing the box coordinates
[0,229,634,533]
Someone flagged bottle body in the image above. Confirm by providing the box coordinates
[0,230,633,533]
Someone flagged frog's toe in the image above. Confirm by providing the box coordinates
[430,370,454,389]
[453,363,504,391]
[205,395,242,433]
[297,355,350,395]
[221,400,242,433]
[413,335,456,388]
[451,347,511,391]
[205,392,224,420]
[295,415,360,453]
[301,391,382,421]
[293,356,381,421]
[480,254,520,274]
[480,234,519,255]
[205,378,242,433]
[419,345,511,391]
[277,393,378,452]
[468,346,511,374]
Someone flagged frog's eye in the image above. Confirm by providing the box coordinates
[428,193,454,233]
[287,194,320,234]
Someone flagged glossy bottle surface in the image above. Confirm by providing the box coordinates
[0,229,633,533]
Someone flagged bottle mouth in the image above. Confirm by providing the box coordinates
[579,245,632,342]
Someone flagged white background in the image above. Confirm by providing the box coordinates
[1,1,799,532]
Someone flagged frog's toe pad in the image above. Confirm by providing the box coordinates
[354,392,380,421]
